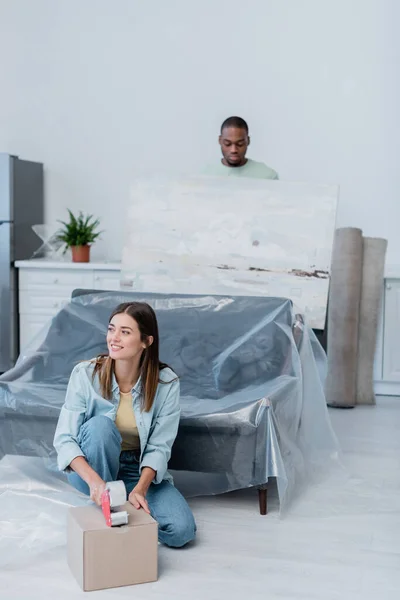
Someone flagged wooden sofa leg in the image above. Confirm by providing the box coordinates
[258,487,267,515]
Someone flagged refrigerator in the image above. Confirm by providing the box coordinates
[0,153,44,373]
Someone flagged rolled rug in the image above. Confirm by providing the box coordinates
[325,227,363,408]
[356,237,387,405]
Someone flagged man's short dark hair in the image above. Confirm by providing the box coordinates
[220,116,249,134]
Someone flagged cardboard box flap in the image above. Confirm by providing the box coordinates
[70,502,156,532]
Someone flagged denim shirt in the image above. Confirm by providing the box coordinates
[53,361,180,484]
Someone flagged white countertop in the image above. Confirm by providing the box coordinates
[384,266,400,279]
[15,259,121,270]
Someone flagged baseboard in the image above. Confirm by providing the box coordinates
[374,381,400,396]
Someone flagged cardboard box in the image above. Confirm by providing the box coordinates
[67,502,158,592]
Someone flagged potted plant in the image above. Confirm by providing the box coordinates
[56,210,102,263]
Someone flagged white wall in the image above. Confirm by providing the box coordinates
[0,0,398,262]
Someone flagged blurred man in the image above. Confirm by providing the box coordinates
[204,116,278,179]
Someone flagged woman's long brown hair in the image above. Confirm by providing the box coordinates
[92,302,174,412]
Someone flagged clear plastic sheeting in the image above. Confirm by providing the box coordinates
[0,291,339,563]
[0,455,89,568]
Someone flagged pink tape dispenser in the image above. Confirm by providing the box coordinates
[101,481,128,527]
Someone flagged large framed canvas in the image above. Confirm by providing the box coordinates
[121,177,338,329]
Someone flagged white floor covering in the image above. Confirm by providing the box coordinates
[1,397,399,599]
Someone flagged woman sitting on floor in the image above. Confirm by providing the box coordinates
[53,301,196,548]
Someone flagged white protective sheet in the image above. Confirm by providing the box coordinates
[0,291,340,568]
[1,399,399,599]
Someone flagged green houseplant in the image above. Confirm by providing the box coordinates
[56,210,102,263]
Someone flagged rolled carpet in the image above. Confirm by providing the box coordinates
[325,227,363,408]
[356,237,387,405]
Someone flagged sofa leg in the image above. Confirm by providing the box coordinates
[258,487,267,515]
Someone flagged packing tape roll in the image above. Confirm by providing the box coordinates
[106,480,126,507]
[110,510,129,526]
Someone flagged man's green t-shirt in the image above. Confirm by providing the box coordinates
[203,158,279,180]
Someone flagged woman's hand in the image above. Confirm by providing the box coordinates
[70,458,107,506]
[128,486,151,514]
[88,478,107,506]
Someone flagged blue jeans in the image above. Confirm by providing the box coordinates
[68,416,196,548]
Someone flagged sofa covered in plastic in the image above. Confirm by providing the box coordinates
[0,290,338,514]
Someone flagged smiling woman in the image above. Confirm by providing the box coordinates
[95,302,168,411]
[53,302,196,548]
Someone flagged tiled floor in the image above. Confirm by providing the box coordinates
[1,397,399,599]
